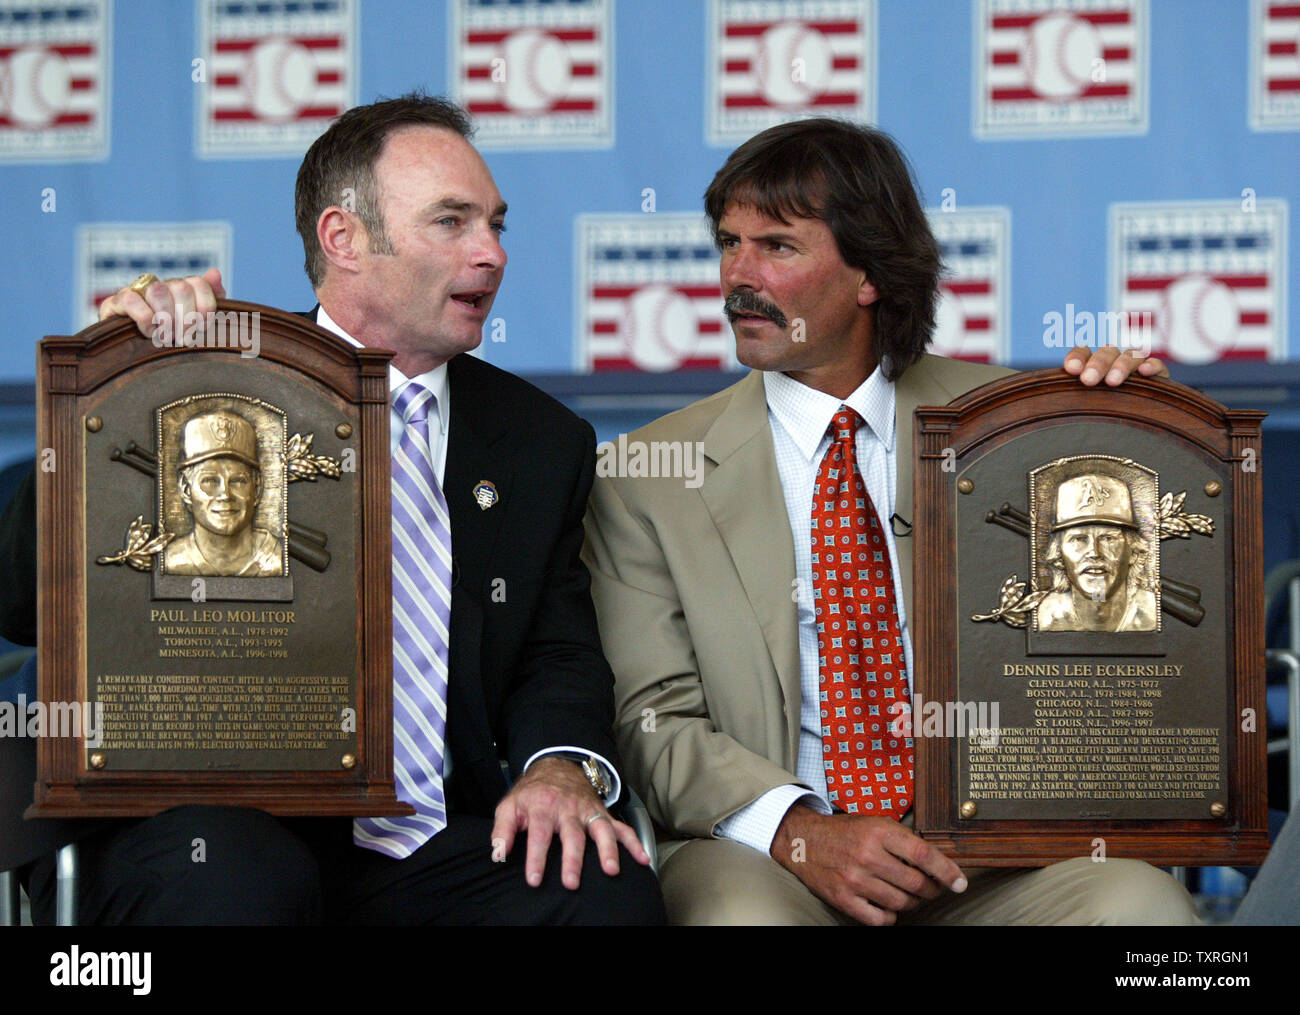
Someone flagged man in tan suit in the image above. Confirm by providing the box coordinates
[583,118,1197,926]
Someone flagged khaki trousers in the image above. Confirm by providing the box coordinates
[660,835,1200,926]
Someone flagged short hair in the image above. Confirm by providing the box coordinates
[703,117,940,381]
[295,92,475,288]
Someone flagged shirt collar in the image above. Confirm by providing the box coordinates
[763,366,896,462]
[315,304,450,437]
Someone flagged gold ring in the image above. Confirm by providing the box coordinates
[128,272,159,296]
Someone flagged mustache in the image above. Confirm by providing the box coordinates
[723,290,789,329]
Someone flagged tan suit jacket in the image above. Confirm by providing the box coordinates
[582,354,1014,853]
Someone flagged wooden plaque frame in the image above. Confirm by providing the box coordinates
[29,300,411,818]
[913,370,1269,866]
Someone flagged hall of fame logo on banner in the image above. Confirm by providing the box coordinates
[708,0,875,145]
[1250,0,1300,130]
[197,0,357,157]
[1109,200,1288,364]
[75,222,231,331]
[975,0,1147,138]
[926,207,1011,364]
[576,214,730,372]
[0,0,109,162]
[451,0,612,149]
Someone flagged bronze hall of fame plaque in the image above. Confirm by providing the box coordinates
[30,301,411,819]
[912,370,1269,866]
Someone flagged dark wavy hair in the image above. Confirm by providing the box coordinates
[295,92,474,288]
[704,118,940,381]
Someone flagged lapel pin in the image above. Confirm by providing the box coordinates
[472,479,499,511]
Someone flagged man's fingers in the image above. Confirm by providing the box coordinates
[836,892,897,927]
[1137,355,1168,377]
[1068,345,1168,386]
[585,814,622,876]
[1110,351,1169,383]
[163,277,200,333]
[489,804,517,863]
[1071,344,1122,386]
[1062,345,1090,375]
[99,288,156,335]
[558,815,587,890]
[523,814,553,888]
[853,874,926,913]
[202,267,227,299]
[607,816,651,867]
[884,827,967,893]
[98,269,229,343]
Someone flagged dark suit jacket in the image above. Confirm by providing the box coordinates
[0,326,619,864]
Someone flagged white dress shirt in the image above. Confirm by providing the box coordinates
[315,307,619,802]
[715,366,911,852]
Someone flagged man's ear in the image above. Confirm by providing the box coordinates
[857,274,879,308]
[317,207,363,274]
[177,471,192,510]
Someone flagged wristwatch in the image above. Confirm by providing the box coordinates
[554,752,612,798]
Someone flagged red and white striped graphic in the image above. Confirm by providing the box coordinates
[452,0,611,148]
[76,222,231,331]
[927,207,1010,364]
[1251,0,1300,129]
[577,215,729,372]
[198,0,356,157]
[975,0,1146,137]
[709,0,874,144]
[0,0,108,161]
[1110,200,1287,364]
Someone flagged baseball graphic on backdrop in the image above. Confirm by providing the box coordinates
[0,46,71,128]
[755,21,833,107]
[623,285,698,372]
[502,28,573,112]
[1158,273,1240,364]
[1024,12,1102,100]
[244,38,316,122]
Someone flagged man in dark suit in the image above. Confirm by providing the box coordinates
[3,93,664,925]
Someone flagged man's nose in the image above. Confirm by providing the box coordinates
[473,225,506,272]
[722,243,760,291]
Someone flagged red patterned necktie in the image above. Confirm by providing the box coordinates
[811,406,914,819]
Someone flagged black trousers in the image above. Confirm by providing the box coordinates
[23,805,666,926]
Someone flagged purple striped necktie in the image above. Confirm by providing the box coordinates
[353,380,451,857]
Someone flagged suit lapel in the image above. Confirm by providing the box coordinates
[894,364,924,620]
[893,356,985,618]
[701,372,802,754]
[441,357,514,798]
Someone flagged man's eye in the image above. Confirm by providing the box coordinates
[437,216,459,227]
[491,221,507,234]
